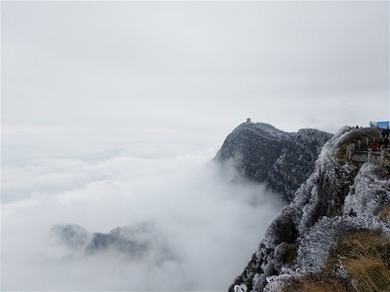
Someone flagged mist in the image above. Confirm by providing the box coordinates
[2,125,284,290]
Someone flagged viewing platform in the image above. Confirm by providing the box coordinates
[346,138,390,167]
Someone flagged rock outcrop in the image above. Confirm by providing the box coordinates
[229,126,390,292]
[51,222,178,263]
[215,122,332,201]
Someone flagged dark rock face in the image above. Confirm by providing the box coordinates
[85,224,152,256]
[215,122,332,201]
[85,229,149,257]
[51,224,91,249]
[228,126,390,292]
[51,222,178,263]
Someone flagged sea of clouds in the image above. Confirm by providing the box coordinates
[1,124,284,291]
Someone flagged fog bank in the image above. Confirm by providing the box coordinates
[2,125,284,290]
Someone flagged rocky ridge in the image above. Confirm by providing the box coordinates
[215,122,332,201]
[50,222,178,264]
[228,126,390,291]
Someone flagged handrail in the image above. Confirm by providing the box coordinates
[346,139,390,165]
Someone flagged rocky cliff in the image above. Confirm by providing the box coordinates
[228,126,390,292]
[215,122,332,201]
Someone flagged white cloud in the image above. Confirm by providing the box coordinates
[1,126,284,290]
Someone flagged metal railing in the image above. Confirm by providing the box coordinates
[346,139,390,166]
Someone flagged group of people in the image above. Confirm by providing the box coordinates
[381,127,390,138]
[370,140,387,152]
[371,128,390,152]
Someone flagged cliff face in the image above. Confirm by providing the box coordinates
[228,126,390,292]
[215,122,332,201]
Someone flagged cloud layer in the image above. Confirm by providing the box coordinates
[2,126,284,290]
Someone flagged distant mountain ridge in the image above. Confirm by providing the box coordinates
[215,122,332,201]
[51,222,177,264]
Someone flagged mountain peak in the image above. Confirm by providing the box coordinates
[215,122,332,201]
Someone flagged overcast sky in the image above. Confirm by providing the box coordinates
[2,1,389,134]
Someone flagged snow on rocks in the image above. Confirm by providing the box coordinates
[343,162,390,219]
[216,122,332,202]
[229,126,390,291]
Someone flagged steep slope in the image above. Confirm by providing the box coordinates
[215,122,332,201]
[229,126,390,292]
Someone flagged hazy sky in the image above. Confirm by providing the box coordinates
[2,1,389,133]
